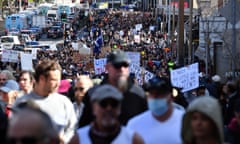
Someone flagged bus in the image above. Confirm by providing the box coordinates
[57,4,76,19]
[38,3,54,15]
[5,14,28,31]
[19,10,35,27]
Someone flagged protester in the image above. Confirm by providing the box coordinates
[225,99,240,144]
[77,84,144,144]
[0,70,15,86]
[73,75,93,121]
[127,76,184,143]
[0,80,19,117]
[181,96,224,144]
[0,107,8,144]
[7,107,60,144]
[17,70,35,97]
[79,50,147,127]
[14,59,78,144]
[222,79,240,125]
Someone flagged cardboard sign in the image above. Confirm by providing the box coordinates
[170,63,199,92]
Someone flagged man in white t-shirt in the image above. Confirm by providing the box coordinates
[77,84,144,144]
[127,76,184,144]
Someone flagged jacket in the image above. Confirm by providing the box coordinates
[78,76,148,127]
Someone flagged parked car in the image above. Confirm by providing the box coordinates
[20,29,40,41]
[47,26,63,38]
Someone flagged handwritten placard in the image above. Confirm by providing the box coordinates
[1,50,19,63]
[170,63,199,92]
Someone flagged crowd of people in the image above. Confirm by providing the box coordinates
[0,9,239,144]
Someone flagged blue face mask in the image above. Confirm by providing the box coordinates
[148,98,169,116]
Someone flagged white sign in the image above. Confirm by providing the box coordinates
[1,50,19,63]
[126,52,140,66]
[134,35,141,43]
[20,52,33,71]
[131,64,154,85]
[149,26,155,31]
[135,24,142,31]
[94,58,107,75]
[31,48,38,59]
[170,63,199,92]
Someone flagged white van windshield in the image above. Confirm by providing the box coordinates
[1,37,14,43]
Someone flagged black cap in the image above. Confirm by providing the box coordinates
[107,50,130,64]
[144,76,172,94]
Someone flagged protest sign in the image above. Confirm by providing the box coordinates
[170,63,199,92]
[1,50,19,63]
[94,58,107,75]
[20,52,33,71]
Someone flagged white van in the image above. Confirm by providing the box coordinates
[47,10,58,20]
[0,36,21,50]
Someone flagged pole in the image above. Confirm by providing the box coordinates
[205,20,209,75]
[232,0,236,71]
[167,0,171,47]
[19,0,22,12]
[172,5,175,58]
[188,0,193,64]
[112,0,114,9]
[177,0,185,66]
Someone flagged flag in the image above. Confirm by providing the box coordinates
[93,30,103,54]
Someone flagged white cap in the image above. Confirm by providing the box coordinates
[212,75,221,82]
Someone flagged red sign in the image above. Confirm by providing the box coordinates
[171,2,189,8]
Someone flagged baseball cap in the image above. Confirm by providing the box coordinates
[91,84,123,102]
[0,80,19,93]
[107,50,130,64]
[144,76,172,94]
[58,80,71,93]
[212,75,221,82]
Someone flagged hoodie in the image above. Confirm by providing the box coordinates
[181,96,224,144]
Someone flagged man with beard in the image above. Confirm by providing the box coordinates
[14,59,78,144]
[79,50,147,127]
[77,84,144,144]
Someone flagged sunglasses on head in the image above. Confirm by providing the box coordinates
[113,62,129,69]
[7,136,42,144]
[99,98,120,109]
[74,87,84,92]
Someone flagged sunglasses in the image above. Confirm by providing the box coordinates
[99,99,120,109]
[7,136,42,144]
[74,87,84,92]
[113,62,129,69]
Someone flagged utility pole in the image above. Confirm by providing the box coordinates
[205,20,210,76]
[232,0,236,71]
[172,5,175,58]
[188,0,193,64]
[167,0,171,47]
[177,0,185,66]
